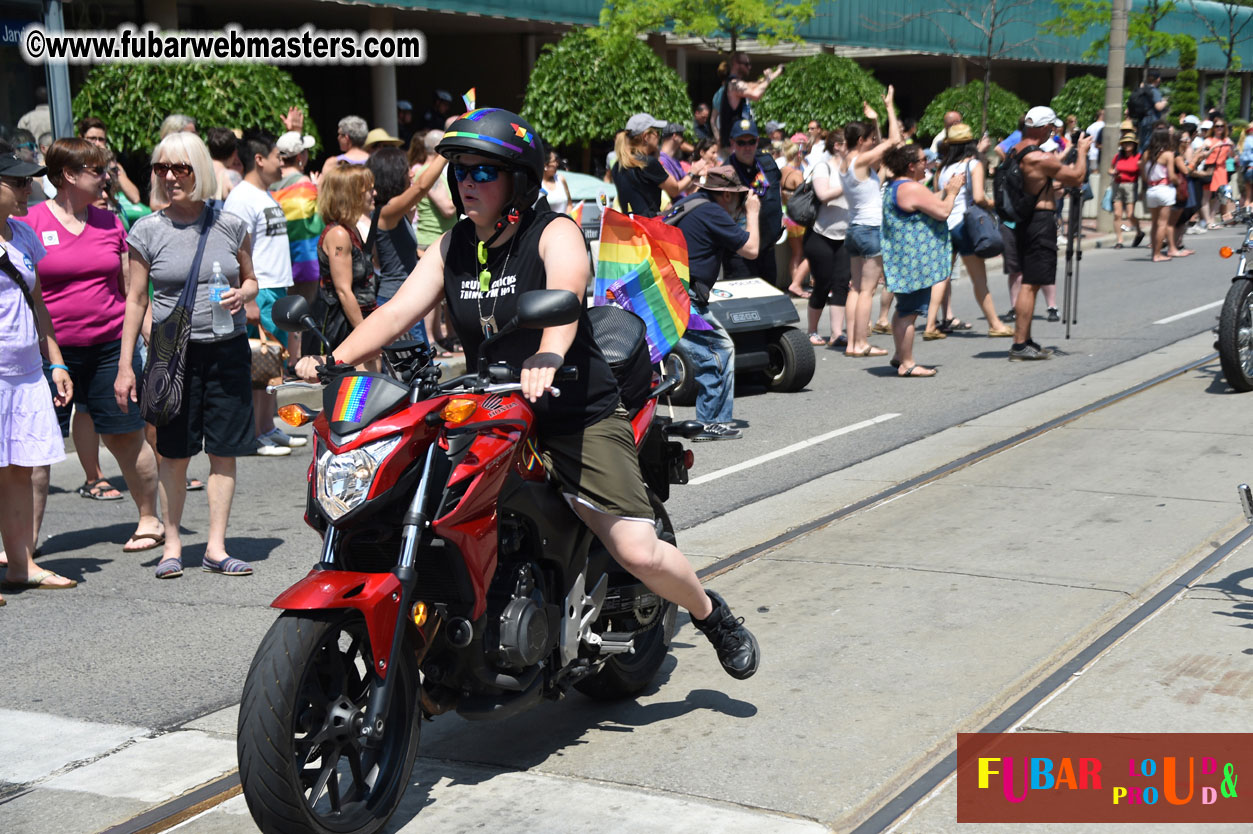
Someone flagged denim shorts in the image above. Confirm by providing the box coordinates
[894,286,931,318]
[949,222,975,257]
[846,224,882,258]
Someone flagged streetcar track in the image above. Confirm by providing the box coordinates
[101,351,1225,834]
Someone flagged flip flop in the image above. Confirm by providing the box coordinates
[845,346,889,358]
[899,364,937,377]
[202,556,253,576]
[808,333,829,346]
[123,532,165,553]
[787,289,812,299]
[1,568,77,590]
[871,323,892,335]
[77,478,123,501]
[922,330,947,341]
[186,478,205,492]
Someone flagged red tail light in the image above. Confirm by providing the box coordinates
[683,450,694,469]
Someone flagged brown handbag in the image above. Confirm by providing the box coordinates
[249,325,288,389]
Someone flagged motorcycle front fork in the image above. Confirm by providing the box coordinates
[360,445,438,746]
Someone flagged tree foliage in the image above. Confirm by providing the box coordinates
[522,28,692,149]
[1169,35,1201,117]
[1188,0,1253,112]
[1050,75,1108,124]
[1042,0,1183,69]
[919,82,1028,141]
[753,55,885,133]
[597,0,817,54]
[73,63,317,154]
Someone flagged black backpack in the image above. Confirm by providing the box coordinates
[992,144,1043,224]
[1126,86,1154,121]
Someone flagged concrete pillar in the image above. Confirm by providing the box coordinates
[950,57,967,87]
[1241,73,1251,121]
[369,8,397,133]
[42,0,72,139]
[148,0,177,30]
[675,46,687,83]
[1053,63,1067,95]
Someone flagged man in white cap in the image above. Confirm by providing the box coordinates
[1006,105,1091,361]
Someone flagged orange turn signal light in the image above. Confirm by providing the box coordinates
[440,398,478,425]
[277,403,317,427]
[1220,246,1234,259]
[412,601,428,627]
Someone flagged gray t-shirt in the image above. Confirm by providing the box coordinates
[128,206,249,343]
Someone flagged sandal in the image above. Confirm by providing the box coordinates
[871,323,892,335]
[123,531,165,553]
[940,318,973,332]
[186,478,205,492]
[202,556,253,576]
[845,346,889,358]
[808,333,829,346]
[922,330,947,341]
[899,364,937,377]
[77,478,123,501]
[1,568,77,590]
[155,558,183,579]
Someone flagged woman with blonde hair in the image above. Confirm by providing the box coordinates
[114,130,259,579]
[301,163,377,355]
[779,140,811,299]
[611,113,706,217]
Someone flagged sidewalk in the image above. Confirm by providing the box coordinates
[6,332,1249,834]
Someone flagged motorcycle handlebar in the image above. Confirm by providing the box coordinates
[265,381,321,394]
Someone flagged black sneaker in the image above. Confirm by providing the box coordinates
[1002,309,1016,322]
[691,591,760,679]
[1133,229,1146,248]
[1008,342,1053,361]
[1047,307,1060,323]
[693,422,742,442]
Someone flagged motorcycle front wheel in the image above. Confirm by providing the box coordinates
[1218,277,1253,393]
[237,610,421,834]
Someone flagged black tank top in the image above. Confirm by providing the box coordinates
[443,209,620,435]
[718,76,750,148]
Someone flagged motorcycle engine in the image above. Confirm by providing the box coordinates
[487,560,551,671]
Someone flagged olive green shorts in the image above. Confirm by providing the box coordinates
[540,407,655,524]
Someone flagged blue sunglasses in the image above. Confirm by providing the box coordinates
[453,163,502,183]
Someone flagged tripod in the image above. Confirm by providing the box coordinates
[1060,184,1084,340]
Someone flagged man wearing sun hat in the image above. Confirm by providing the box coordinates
[1005,105,1091,360]
[667,165,761,442]
[364,128,404,153]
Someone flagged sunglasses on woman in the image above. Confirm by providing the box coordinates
[75,165,108,177]
[1,175,31,189]
[152,162,193,178]
[452,163,502,183]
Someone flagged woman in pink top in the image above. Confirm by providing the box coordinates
[24,138,163,553]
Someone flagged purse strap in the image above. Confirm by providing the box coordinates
[175,207,216,310]
[0,245,41,339]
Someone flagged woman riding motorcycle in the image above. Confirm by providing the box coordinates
[297,108,759,679]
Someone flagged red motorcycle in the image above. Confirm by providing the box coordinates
[236,291,702,834]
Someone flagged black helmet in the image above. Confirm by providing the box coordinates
[436,108,546,220]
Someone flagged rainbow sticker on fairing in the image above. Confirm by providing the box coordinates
[333,376,373,423]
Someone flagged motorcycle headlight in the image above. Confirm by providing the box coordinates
[316,436,402,521]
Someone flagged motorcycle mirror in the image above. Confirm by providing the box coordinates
[271,295,313,333]
[515,290,582,330]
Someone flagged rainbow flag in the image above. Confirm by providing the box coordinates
[594,208,708,363]
[568,201,584,226]
[270,178,325,285]
[462,87,476,112]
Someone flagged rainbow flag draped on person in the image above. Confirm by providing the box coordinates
[269,178,325,285]
[593,208,709,363]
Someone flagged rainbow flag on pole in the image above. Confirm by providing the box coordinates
[594,208,708,363]
[270,178,325,285]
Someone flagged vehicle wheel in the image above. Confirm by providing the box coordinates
[1218,277,1253,393]
[237,611,421,834]
[663,342,698,407]
[765,327,816,393]
[575,492,677,700]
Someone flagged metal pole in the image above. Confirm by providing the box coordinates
[1097,0,1130,235]
[42,0,73,139]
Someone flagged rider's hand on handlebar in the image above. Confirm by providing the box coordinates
[520,352,563,403]
[295,356,324,382]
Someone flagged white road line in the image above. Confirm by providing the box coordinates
[687,413,901,486]
[1154,300,1222,325]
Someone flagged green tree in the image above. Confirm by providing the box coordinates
[1169,35,1200,117]
[1050,75,1108,124]
[919,81,1028,141]
[1188,0,1253,113]
[1042,0,1183,75]
[753,55,885,134]
[73,63,318,154]
[597,0,817,55]
[523,28,691,165]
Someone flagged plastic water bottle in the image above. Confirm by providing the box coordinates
[208,262,233,335]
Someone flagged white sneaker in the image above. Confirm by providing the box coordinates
[261,427,308,448]
[1195,225,1209,235]
[1185,225,1198,235]
[254,431,293,456]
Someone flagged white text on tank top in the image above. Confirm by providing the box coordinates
[842,153,883,227]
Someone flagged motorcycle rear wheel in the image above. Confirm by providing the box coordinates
[237,611,421,834]
[1218,277,1253,393]
[575,493,678,700]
